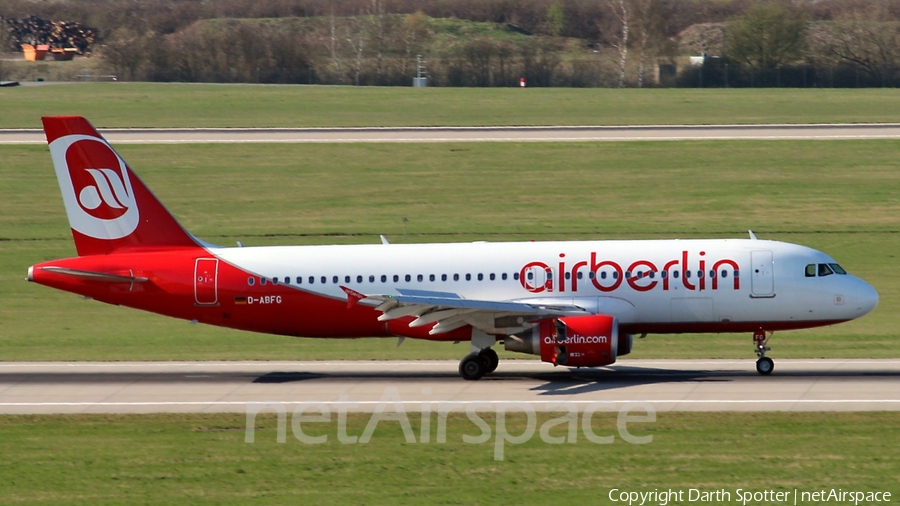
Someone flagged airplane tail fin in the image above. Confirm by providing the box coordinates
[42,116,198,256]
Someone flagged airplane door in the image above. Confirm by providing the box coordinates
[194,258,219,305]
[750,250,774,297]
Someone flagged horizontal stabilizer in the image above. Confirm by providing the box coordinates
[35,266,148,283]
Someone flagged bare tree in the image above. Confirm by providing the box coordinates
[400,12,431,79]
[811,6,900,82]
[327,12,344,84]
[610,0,631,88]
[102,27,146,81]
[345,15,365,85]
[369,0,386,84]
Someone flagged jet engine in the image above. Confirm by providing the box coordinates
[504,314,631,367]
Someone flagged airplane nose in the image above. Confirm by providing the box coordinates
[854,279,879,316]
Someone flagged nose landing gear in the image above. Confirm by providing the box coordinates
[753,330,774,375]
[459,347,499,380]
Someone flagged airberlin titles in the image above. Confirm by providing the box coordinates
[520,250,740,294]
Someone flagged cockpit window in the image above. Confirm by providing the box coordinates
[818,263,834,277]
[805,264,816,277]
[829,263,847,275]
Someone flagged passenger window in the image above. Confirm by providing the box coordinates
[442,274,447,281]
[805,264,816,277]
[600,272,607,280]
[685,271,691,278]
[830,263,847,275]
[709,270,714,278]
[477,273,483,281]
[698,270,703,279]
[393,275,399,282]
[513,272,520,280]
[734,270,739,278]
[576,272,583,280]
[296,277,302,285]
[721,270,728,278]
[502,273,508,280]
[429,274,435,281]
[661,271,667,279]
[381,275,387,283]
[588,272,595,280]
[308,276,314,284]
[321,276,326,284]
[273,277,279,284]
[818,263,834,277]
[547,272,553,280]
[612,272,619,279]
[490,273,496,281]
[466,274,472,281]
[357,275,363,283]
[283,277,290,284]
[261,278,268,285]
[369,275,375,283]
[405,274,411,282]
[526,272,533,280]
[454,274,460,281]
[248,277,255,286]
[333,276,339,284]
[345,276,350,283]
[417,274,423,282]
[564,272,570,280]
[673,271,679,279]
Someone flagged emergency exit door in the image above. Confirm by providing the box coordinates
[194,258,219,305]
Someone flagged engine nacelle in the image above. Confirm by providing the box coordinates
[505,314,621,367]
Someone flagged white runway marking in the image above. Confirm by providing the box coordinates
[1,359,898,413]
[3,124,900,144]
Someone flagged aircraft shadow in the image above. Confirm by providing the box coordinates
[1,367,897,396]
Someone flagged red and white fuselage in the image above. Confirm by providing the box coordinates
[27,117,879,378]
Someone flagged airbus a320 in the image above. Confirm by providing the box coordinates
[28,116,879,379]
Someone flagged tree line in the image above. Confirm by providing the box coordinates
[2,0,900,87]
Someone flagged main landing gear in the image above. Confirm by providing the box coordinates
[753,330,774,375]
[459,348,499,380]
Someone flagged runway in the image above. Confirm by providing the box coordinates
[1,359,898,414]
[3,123,900,144]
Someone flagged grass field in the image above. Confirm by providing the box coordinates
[0,412,896,504]
[2,84,900,128]
[1,139,897,361]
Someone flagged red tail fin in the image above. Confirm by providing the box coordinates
[42,116,198,256]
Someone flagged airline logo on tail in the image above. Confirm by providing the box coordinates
[48,135,139,240]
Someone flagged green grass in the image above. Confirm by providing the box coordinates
[2,84,900,128]
[0,139,897,361]
[0,412,897,503]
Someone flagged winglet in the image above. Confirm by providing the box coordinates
[380,235,390,245]
[748,230,758,240]
[340,285,367,309]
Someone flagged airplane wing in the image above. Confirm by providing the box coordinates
[341,286,589,335]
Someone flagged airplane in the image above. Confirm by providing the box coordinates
[27,116,879,380]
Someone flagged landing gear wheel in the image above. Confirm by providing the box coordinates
[753,330,774,376]
[459,353,487,380]
[756,357,774,375]
[479,348,499,374]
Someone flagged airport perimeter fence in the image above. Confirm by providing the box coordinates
[675,62,900,89]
